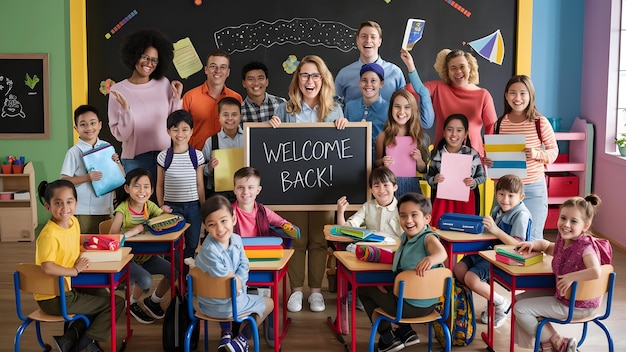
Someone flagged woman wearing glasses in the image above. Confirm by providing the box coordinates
[108,28,183,178]
[269,55,346,313]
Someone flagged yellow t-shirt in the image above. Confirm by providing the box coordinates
[34,217,80,301]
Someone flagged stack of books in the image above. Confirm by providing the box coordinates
[241,237,283,261]
[495,245,544,266]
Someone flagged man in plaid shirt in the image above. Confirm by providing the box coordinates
[240,62,286,123]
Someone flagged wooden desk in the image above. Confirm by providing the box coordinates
[72,247,134,352]
[437,229,499,268]
[479,250,555,352]
[248,249,294,352]
[124,223,189,298]
[329,251,394,352]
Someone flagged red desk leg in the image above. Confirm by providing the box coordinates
[481,264,496,351]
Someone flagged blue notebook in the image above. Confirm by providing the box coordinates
[82,143,125,197]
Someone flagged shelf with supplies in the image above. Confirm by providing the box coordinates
[0,162,37,241]
[545,117,593,229]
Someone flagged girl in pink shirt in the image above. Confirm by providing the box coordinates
[514,194,605,351]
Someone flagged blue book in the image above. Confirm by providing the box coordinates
[82,143,125,197]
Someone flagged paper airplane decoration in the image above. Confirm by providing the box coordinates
[468,29,504,65]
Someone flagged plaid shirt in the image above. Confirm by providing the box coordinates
[241,93,286,123]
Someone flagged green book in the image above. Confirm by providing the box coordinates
[496,246,543,263]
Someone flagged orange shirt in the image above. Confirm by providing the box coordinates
[182,82,242,150]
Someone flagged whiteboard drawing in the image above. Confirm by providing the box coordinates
[0,76,26,118]
[214,18,357,54]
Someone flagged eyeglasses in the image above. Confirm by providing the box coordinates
[208,64,229,71]
[299,73,322,82]
[139,54,159,65]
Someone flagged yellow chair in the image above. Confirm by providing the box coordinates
[13,263,90,352]
[368,267,453,352]
[98,219,113,234]
[534,264,616,352]
[185,267,270,352]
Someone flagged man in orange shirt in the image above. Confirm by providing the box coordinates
[183,50,242,150]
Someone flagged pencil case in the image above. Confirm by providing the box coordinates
[145,213,186,235]
[437,213,484,234]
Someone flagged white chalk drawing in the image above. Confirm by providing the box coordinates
[0,76,26,118]
[214,18,357,54]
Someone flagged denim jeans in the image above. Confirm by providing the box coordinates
[165,200,202,273]
[129,256,172,291]
[522,177,548,241]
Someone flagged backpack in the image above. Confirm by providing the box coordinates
[162,289,199,352]
[434,279,476,346]
[589,234,613,265]
[163,146,199,171]
[494,115,543,143]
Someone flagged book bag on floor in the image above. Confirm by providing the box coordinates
[434,279,476,346]
[163,289,199,352]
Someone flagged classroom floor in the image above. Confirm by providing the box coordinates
[4,232,624,351]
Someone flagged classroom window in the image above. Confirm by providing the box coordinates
[618,1,626,137]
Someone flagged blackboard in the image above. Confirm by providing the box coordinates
[85,0,517,150]
[244,122,371,210]
[0,54,49,139]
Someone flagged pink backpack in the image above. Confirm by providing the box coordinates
[589,234,613,265]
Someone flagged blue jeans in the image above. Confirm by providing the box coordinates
[523,177,548,241]
[130,256,172,291]
[165,200,202,269]
[121,151,160,181]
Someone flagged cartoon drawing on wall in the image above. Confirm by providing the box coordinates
[214,18,357,54]
[0,76,26,118]
[442,0,472,18]
[467,29,504,65]
[282,55,299,74]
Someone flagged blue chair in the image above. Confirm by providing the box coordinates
[534,264,616,352]
[13,263,90,352]
[185,267,268,352]
[368,267,453,352]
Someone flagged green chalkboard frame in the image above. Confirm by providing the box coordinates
[244,122,372,211]
[0,53,50,139]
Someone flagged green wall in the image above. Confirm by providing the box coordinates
[0,0,73,230]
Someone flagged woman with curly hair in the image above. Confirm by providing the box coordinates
[268,55,346,314]
[400,48,497,157]
[108,28,183,178]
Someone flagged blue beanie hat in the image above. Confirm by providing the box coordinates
[360,63,384,80]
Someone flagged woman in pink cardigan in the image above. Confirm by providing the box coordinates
[108,29,183,178]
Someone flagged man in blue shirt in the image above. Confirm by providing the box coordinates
[335,21,405,105]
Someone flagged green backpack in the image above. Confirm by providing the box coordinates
[434,279,476,346]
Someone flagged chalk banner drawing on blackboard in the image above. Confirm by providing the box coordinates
[0,53,49,139]
[214,18,357,54]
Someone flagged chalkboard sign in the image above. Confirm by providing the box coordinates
[85,0,517,150]
[244,122,371,210]
[0,54,49,139]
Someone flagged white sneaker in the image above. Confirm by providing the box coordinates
[287,291,303,312]
[308,292,326,312]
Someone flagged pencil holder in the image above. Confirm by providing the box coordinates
[12,164,24,174]
[1,164,12,174]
